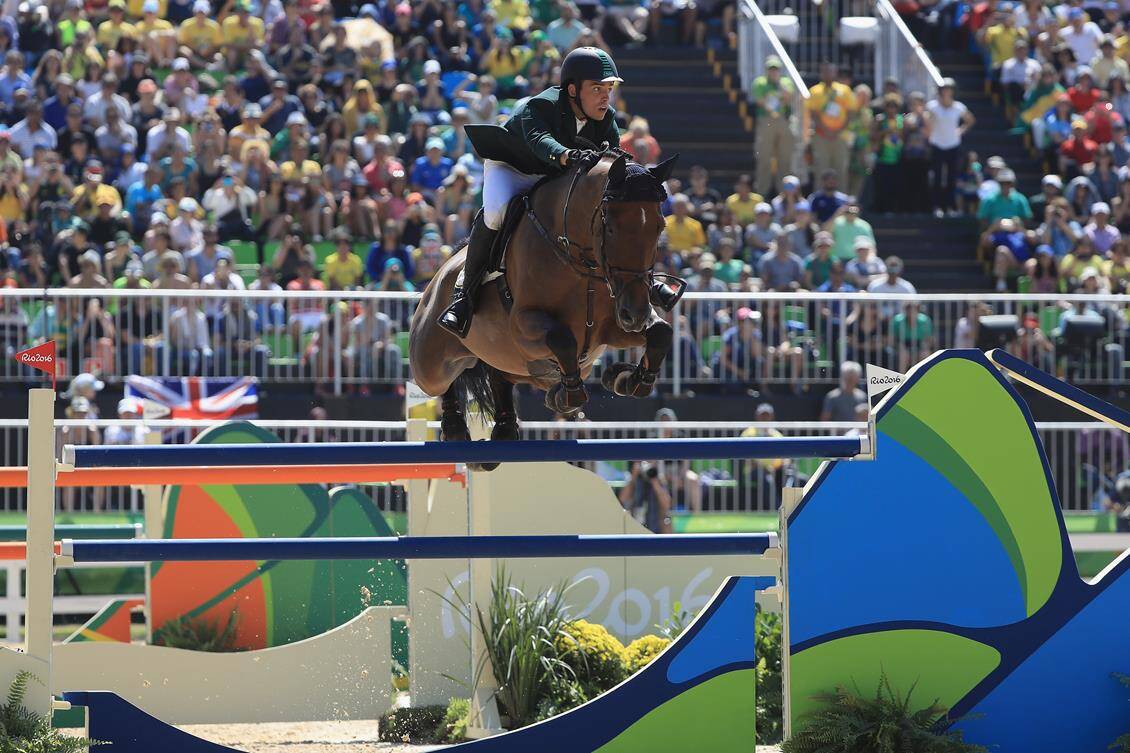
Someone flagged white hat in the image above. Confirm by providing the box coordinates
[69,396,91,413]
[117,398,142,415]
[286,111,308,127]
[178,197,199,214]
[142,0,158,11]
[172,56,190,71]
[192,0,209,12]
[755,202,772,214]
[63,372,105,398]
[1042,174,1063,189]
[423,59,442,75]
[1093,201,1112,214]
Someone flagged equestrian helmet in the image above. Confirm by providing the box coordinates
[560,47,623,87]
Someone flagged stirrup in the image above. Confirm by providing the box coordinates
[438,298,473,338]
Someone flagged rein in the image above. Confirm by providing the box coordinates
[522,159,656,363]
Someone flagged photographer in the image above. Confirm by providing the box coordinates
[618,461,673,534]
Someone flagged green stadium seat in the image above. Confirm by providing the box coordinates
[229,241,259,266]
[701,335,723,362]
[312,241,336,268]
[1040,307,1061,335]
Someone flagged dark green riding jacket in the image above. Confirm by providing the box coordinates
[464,86,620,176]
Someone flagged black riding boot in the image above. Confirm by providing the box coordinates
[438,215,498,338]
[650,281,682,311]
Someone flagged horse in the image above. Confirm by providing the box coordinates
[409,150,680,463]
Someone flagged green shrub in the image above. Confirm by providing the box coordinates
[473,567,577,728]
[756,610,783,745]
[152,610,240,652]
[439,698,470,743]
[656,601,695,640]
[623,635,671,674]
[558,620,627,697]
[378,705,446,743]
[0,671,98,752]
[782,675,986,753]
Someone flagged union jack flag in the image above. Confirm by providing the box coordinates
[124,376,259,421]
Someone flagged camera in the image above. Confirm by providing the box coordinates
[640,461,658,480]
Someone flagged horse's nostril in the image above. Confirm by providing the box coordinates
[618,307,633,323]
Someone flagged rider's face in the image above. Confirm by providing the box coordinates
[572,80,614,120]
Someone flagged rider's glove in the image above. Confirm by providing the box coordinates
[564,149,599,167]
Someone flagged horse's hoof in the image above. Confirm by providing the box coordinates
[545,382,588,416]
[468,462,497,472]
[491,418,520,442]
[440,417,471,443]
[601,363,634,392]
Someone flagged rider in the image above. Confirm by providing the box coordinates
[439,46,676,338]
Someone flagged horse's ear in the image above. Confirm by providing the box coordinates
[649,154,679,184]
[607,154,628,186]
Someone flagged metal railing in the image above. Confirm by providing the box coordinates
[3,289,1130,392]
[0,419,1124,514]
[738,0,812,100]
[874,0,945,100]
[749,0,944,97]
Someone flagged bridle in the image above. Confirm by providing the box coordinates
[525,154,655,300]
[521,153,660,362]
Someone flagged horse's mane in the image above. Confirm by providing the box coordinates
[591,147,669,203]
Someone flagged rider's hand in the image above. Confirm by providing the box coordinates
[563,149,599,167]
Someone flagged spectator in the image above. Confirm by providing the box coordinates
[744,202,781,257]
[757,239,805,291]
[890,301,935,372]
[323,228,365,290]
[870,93,903,214]
[867,255,916,319]
[978,168,1032,225]
[804,231,834,289]
[1061,8,1103,68]
[7,100,56,159]
[751,55,796,196]
[716,306,762,385]
[781,199,817,258]
[664,193,706,253]
[619,116,661,164]
[343,298,402,387]
[990,217,1033,291]
[844,236,886,288]
[820,360,865,422]
[103,398,148,445]
[285,257,325,353]
[771,174,804,225]
[927,78,974,217]
[1001,39,1040,111]
[619,460,673,534]
[1084,201,1121,255]
[805,63,856,186]
[725,173,762,226]
[828,202,875,262]
[807,169,850,223]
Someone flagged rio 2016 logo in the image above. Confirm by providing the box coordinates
[438,566,717,639]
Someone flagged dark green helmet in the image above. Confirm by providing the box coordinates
[560,47,624,88]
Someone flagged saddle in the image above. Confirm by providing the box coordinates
[480,176,554,312]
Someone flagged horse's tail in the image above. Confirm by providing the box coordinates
[454,362,497,424]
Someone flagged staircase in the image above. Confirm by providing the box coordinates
[869,215,987,291]
[615,46,755,185]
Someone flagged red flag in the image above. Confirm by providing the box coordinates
[15,341,57,391]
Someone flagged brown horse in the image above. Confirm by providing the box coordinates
[409,151,680,458]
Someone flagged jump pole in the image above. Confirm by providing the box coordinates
[24,388,58,718]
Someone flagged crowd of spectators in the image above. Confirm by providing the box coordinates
[0,0,737,383]
[969,0,1130,301]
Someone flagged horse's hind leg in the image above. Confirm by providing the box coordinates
[489,369,519,441]
[439,384,471,442]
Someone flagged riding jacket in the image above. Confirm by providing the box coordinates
[465,85,620,176]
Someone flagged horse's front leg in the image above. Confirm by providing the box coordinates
[603,312,673,398]
[512,308,589,415]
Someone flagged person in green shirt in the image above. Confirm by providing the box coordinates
[712,237,744,285]
[870,93,903,213]
[804,232,835,289]
[751,55,797,196]
[828,204,875,262]
[890,301,934,372]
[977,168,1032,224]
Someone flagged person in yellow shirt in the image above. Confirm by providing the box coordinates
[322,229,365,289]
[57,0,94,48]
[1104,239,1130,293]
[220,0,264,69]
[978,11,1027,70]
[664,193,706,252]
[724,174,764,225]
[97,0,137,51]
[129,0,167,19]
[135,0,176,66]
[481,28,532,96]
[489,0,532,30]
[805,62,857,187]
[342,80,386,136]
[177,0,222,68]
[62,29,105,82]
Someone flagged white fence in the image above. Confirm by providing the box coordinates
[0,418,1124,514]
[2,290,1129,393]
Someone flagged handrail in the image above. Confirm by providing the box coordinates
[739,0,811,99]
[875,0,945,91]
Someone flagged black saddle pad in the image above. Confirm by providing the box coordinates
[488,194,529,273]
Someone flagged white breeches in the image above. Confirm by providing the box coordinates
[482,159,542,230]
